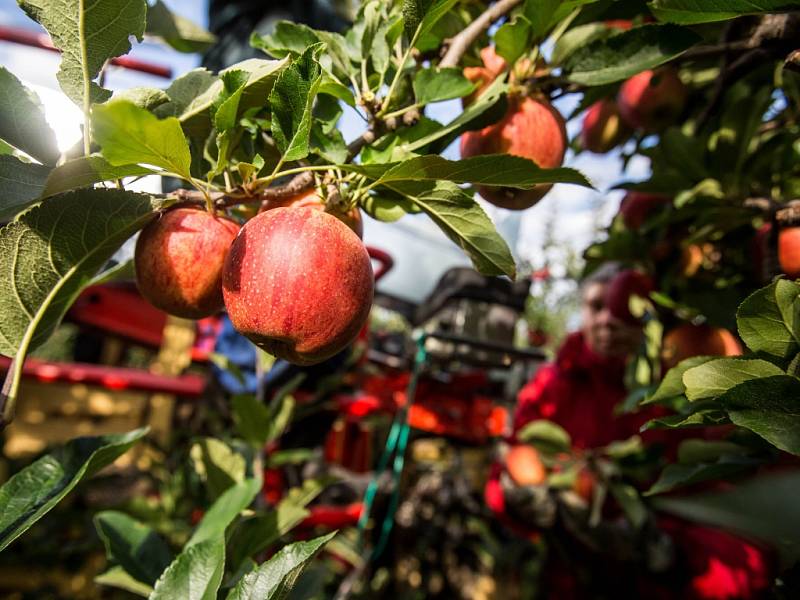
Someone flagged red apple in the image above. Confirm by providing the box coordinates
[222,207,374,366]
[134,206,240,319]
[605,269,654,325]
[460,95,567,210]
[581,98,631,153]
[618,67,687,132]
[505,445,546,486]
[662,323,742,369]
[618,191,671,230]
[779,226,800,279]
[265,188,363,239]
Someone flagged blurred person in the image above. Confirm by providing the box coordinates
[492,262,773,600]
[514,262,649,447]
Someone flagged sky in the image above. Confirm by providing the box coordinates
[0,0,650,304]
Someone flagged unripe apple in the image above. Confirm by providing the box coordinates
[460,96,567,210]
[618,191,671,230]
[581,99,631,153]
[222,207,374,366]
[662,323,742,369]
[618,67,687,132]
[605,269,654,325]
[134,206,240,319]
[779,226,800,279]
[265,188,363,238]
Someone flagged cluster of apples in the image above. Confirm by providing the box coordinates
[581,66,687,154]
[578,20,687,153]
[134,192,374,365]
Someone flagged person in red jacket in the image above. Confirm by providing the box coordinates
[497,263,773,599]
[515,263,646,447]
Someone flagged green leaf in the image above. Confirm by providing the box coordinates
[516,420,571,454]
[150,537,225,600]
[94,511,172,586]
[551,23,613,66]
[403,0,459,40]
[646,459,760,495]
[360,1,382,62]
[644,356,716,405]
[522,0,559,40]
[214,70,250,133]
[565,24,702,85]
[0,156,51,220]
[649,0,800,24]
[609,483,647,528]
[494,16,532,65]
[226,533,335,600]
[114,87,171,112]
[385,180,516,278]
[96,566,152,597]
[737,281,799,360]
[0,428,147,552]
[346,154,592,189]
[643,410,730,430]
[265,394,296,446]
[418,0,460,38]
[251,21,321,58]
[682,358,785,402]
[270,44,324,163]
[188,479,261,548]
[92,100,192,180]
[0,190,164,407]
[232,395,272,447]
[0,67,59,164]
[413,68,476,104]
[190,438,246,499]
[652,470,800,562]
[42,155,154,198]
[18,0,146,106]
[228,479,330,570]
[775,279,800,344]
[717,375,800,455]
[156,59,289,143]
[145,0,216,53]
[404,75,508,153]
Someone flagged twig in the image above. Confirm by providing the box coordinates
[439,0,523,68]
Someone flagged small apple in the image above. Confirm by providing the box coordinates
[460,95,567,210]
[618,67,687,132]
[222,207,374,366]
[618,191,671,230]
[779,226,800,279]
[265,188,363,238]
[662,323,742,369]
[505,444,547,486]
[581,98,631,153]
[605,269,654,325]
[134,206,240,319]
